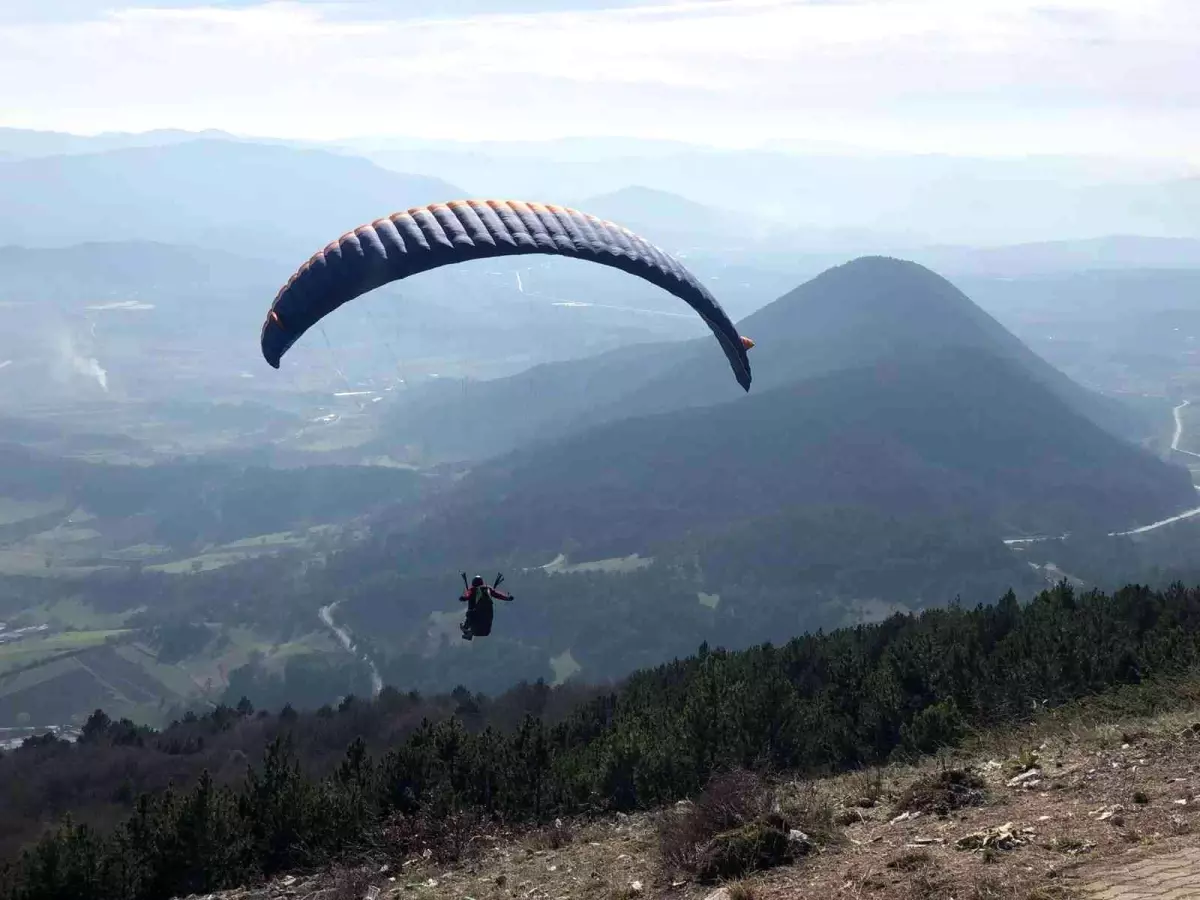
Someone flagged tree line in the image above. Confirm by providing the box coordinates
[5,580,1200,900]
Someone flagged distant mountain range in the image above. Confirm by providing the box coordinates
[0,126,247,159]
[345,138,1198,244]
[3,128,1196,247]
[570,185,768,249]
[0,139,463,259]
[911,235,1200,277]
[0,240,283,299]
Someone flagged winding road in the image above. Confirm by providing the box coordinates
[1117,400,1200,535]
[1172,399,1200,459]
[1006,400,1200,545]
[318,601,383,698]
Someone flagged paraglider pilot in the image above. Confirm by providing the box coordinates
[460,573,512,640]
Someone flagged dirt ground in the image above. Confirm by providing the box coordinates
[185,701,1200,900]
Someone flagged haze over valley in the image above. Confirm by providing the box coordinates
[0,109,1196,733]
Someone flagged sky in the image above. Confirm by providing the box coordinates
[0,0,1197,161]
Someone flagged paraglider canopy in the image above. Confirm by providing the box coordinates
[260,199,753,391]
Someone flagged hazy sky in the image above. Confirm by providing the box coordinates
[1,0,1196,161]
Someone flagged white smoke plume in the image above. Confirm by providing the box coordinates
[55,331,108,392]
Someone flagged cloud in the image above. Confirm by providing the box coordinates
[1,0,1197,159]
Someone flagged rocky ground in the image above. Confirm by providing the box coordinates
[177,700,1200,900]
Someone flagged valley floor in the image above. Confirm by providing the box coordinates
[173,687,1200,900]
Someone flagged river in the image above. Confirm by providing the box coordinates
[318,601,383,698]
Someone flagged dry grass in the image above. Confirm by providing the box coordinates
[886,849,932,872]
[527,818,575,852]
[900,871,952,900]
[844,767,887,808]
[657,770,802,883]
[777,779,839,845]
[328,865,373,900]
[969,875,1012,900]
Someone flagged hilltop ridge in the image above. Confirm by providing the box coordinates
[375,256,1155,463]
[586,256,1151,438]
